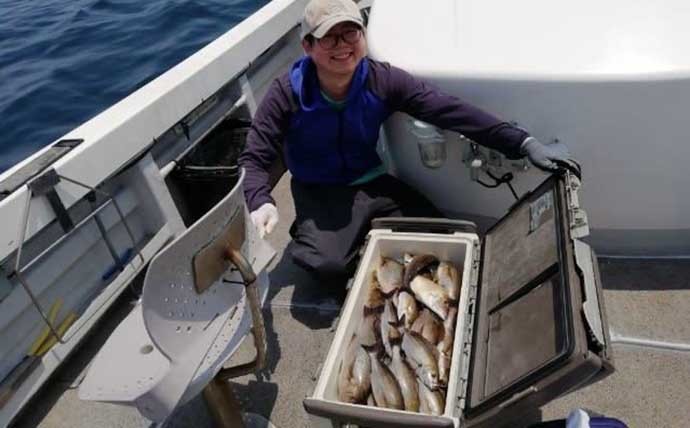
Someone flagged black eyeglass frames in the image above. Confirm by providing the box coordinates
[317,28,362,49]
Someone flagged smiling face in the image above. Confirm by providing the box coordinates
[302,22,367,80]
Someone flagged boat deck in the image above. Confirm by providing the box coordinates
[13,174,690,428]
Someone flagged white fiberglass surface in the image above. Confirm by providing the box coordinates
[368,0,690,79]
[315,232,474,417]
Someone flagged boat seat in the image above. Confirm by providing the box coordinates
[79,170,275,422]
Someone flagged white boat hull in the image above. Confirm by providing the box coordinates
[369,0,690,257]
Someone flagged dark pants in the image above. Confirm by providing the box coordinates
[289,174,441,285]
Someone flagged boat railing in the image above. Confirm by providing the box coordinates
[10,169,145,344]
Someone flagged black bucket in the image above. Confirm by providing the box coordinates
[172,118,249,225]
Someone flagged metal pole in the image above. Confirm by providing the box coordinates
[203,377,246,428]
[13,189,64,343]
[215,248,267,380]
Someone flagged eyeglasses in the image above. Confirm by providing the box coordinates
[316,28,362,49]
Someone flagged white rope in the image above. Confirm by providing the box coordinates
[609,330,690,352]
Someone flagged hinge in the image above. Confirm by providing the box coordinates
[470,240,481,287]
[564,172,589,239]
[456,279,479,414]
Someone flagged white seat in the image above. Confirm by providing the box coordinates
[79,170,275,422]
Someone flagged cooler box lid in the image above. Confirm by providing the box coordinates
[465,167,613,425]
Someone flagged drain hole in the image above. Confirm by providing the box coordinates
[140,344,154,354]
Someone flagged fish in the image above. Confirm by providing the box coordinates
[364,273,385,313]
[380,299,398,358]
[396,290,419,329]
[401,331,440,390]
[439,306,457,354]
[389,343,420,411]
[403,253,414,266]
[376,257,404,295]
[357,313,379,348]
[437,261,461,302]
[418,378,445,415]
[364,345,404,410]
[411,309,444,345]
[352,347,371,392]
[403,254,438,288]
[438,306,457,387]
[437,344,451,388]
[337,335,371,403]
[409,275,450,320]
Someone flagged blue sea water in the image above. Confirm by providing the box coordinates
[0,0,269,173]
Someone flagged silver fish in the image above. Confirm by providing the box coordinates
[396,290,419,329]
[367,347,404,409]
[402,331,439,390]
[418,378,444,415]
[410,275,450,320]
[352,347,371,391]
[438,306,457,387]
[357,313,379,348]
[403,254,438,288]
[381,299,398,358]
[376,257,404,295]
[338,335,371,403]
[411,309,444,346]
[390,344,420,412]
[437,345,451,388]
[439,306,458,354]
[437,261,461,302]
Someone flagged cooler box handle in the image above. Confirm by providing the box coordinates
[303,399,454,428]
[371,217,478,235]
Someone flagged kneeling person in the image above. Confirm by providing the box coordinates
[238,0,568,286]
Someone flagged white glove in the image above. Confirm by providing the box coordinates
[250,203,278,238]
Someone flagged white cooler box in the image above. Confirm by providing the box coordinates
[304,168,613,428]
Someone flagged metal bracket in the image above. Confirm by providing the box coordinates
[12,171,145,345]
[464,142,530,184]
[193,207,245,294]
[28,169,73,232]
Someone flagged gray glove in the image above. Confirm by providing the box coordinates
[520,137,570,171]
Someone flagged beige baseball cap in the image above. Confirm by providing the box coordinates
[300,0,363,40]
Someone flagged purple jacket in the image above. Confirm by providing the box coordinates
[238,57,529,212]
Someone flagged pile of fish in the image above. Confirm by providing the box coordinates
[337,253,462,415]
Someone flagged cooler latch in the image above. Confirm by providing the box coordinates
[563,172,589,239]
[370,217,478,235]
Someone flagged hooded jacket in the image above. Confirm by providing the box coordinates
[238,56,529,212]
